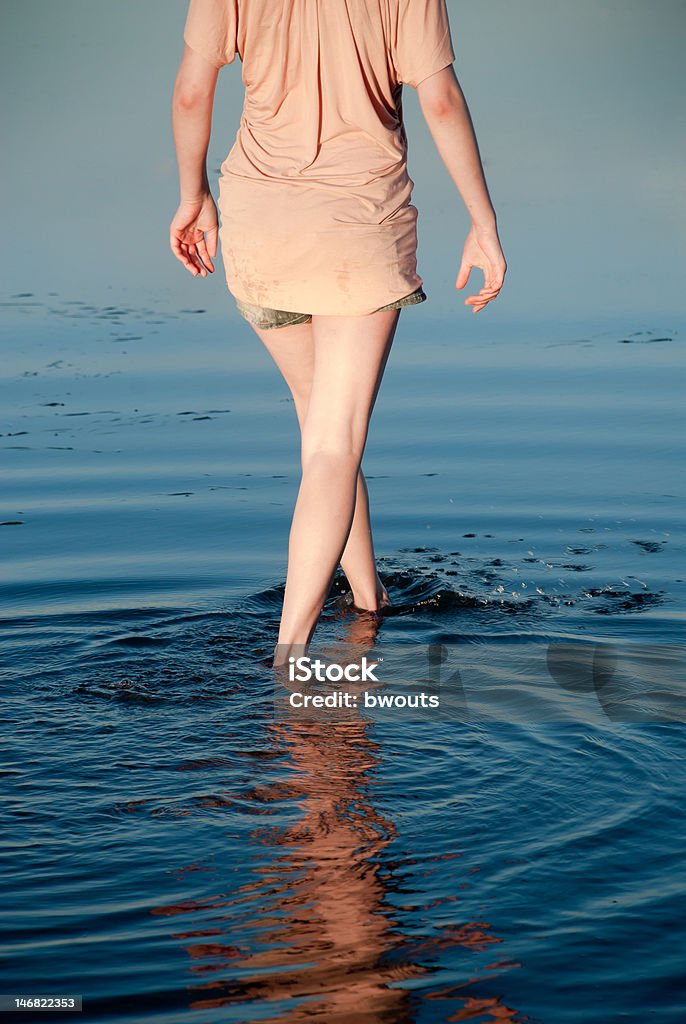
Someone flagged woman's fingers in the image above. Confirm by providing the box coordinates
[170,232,196,276]
[180,242,200,277]
[455,258,472,291]
[195,235,214,274]
[187,246,205,276]
[206,226,218,260]
[170,232,185,264]
[177,239,201,277]
[465,292,499,311]
[465,282,499,302]
[464,276,503,312]
[186,246,204,277]
[457,225,507,312]
[170,224,217,278]
[170,232,204,278]
[463,259,507,312]
[472,284,501,301]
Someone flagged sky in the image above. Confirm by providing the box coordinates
[1,0,684,327]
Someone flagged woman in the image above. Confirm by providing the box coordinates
[170,0,506,667]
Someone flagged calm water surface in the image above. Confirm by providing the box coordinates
[2,294,685,1023]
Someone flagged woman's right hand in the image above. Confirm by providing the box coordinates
[169,193,219,278]
[456,224,507,314]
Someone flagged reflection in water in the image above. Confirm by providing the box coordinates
[151,613,526,1022]
[189,729,420,1021]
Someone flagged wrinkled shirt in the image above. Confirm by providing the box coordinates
[184,0,455,314]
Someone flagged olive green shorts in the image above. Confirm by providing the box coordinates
[235,286,426,329]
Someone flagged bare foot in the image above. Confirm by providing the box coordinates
[351,584,391,615]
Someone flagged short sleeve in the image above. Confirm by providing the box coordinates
[392,0,455,88]
[183,0,237,69]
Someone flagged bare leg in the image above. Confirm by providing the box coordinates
[251,317,392,617]
[275,308,399,660]
[343,471,390,612]
[251,310,400,664]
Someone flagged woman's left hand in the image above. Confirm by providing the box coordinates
[169,193,218,278]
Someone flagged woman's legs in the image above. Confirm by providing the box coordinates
[274,309,400,661]
[344,471,390,612]
[252,316,393,616]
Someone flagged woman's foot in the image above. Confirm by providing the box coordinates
[350,581,391,615]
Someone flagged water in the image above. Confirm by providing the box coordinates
[2,294,685,1023]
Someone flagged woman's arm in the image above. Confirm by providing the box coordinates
[417,65,507,314]
[170,44,221,278]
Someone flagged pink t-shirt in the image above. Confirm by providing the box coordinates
[183,0,455,315]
